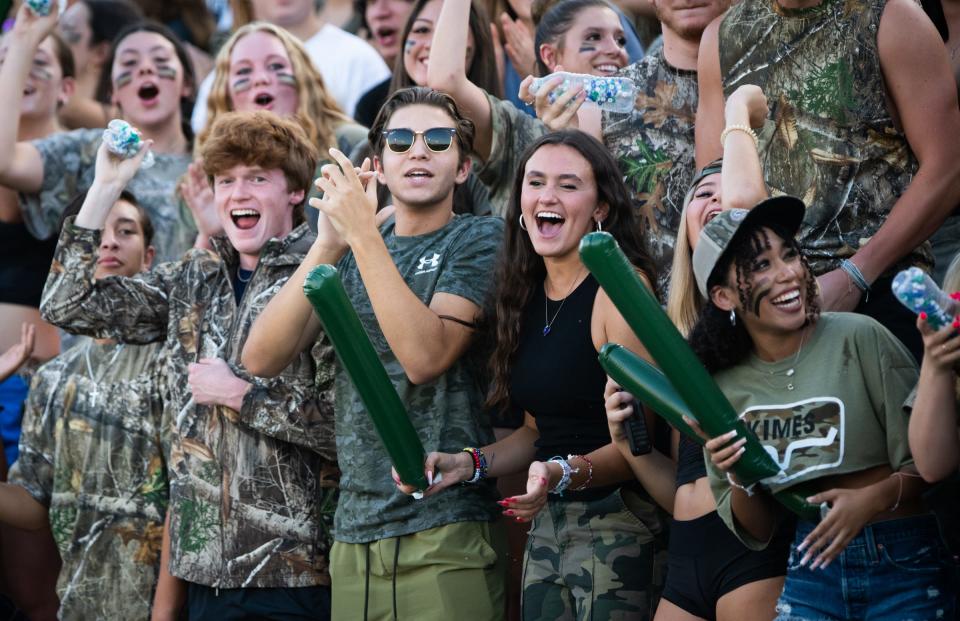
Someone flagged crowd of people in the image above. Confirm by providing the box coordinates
[0,0,958,619]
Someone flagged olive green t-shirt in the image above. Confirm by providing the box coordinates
[708,313,918,549]
[333,213,504,543]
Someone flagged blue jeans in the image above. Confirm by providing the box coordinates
[775,514,956,620]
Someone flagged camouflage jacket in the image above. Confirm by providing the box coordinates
[603,49,699,298]
[718,0,930,276]
[9,339,166,621]
[41,220,339,589]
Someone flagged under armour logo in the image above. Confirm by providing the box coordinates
[417,253,441,271]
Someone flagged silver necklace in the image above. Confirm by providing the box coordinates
[543,270,585,336]
[760,330,806,391]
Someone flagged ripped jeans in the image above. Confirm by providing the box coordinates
[776,514,956,621]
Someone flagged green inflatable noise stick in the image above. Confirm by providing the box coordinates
[579,232,777,486]
[599,343,819,520]
[303,264,430,494]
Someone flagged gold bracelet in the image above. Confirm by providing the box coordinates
[720,124,759,150]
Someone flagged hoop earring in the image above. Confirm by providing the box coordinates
[519,214,527,231]
[729,310,737,326]
[595,219,603,232]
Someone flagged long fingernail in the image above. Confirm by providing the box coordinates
[819,560,831,570]
[504,509,515,516]
[724,430,738,440]
[920,311,928,320]
[427,471,434,486]
[515,516,524,523]
[736,447,746,456]
[799,554,809,567]
[797,540,808,552]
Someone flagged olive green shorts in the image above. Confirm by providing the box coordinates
[330,520,507,620]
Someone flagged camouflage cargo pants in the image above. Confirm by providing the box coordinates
[521,487,667,621]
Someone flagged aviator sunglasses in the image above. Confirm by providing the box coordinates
[382,127,458,153]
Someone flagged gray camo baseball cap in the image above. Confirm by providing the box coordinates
[692,196,806,297]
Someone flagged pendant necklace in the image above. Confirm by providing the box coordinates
[761,329,807,391]
[543,269,585,336]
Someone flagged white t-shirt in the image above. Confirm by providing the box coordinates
[191,24,390,134]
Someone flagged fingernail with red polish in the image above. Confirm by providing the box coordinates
[515,516,524,522]
[920,312,927,321]
[504,509,515,516]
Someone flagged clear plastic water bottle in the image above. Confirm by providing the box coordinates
[529,72,636,113]
[892,266,958,331]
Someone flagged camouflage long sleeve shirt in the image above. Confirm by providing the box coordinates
[9,339,166,621]
[41,219,339,589]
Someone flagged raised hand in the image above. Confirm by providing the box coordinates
[93,139,153,191]
[0,323,35,383]
[523,70,585,131]
[179,159,221,240]
[310,149,378,248]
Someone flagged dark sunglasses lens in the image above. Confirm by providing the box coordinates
[386,129,415,152]
[424,128,455,152]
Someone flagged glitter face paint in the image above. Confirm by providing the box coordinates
[114,71,133,88]
[157,65,177,80]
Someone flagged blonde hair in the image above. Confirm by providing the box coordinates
[665,181,705,338]
[200,22,352,152]
[943,252,960,295]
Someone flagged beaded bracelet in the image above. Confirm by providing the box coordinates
[461,447,488,484]
[726,472,757,497]
[720,124,759,150]
[568,454,594,491]
[840,259,871,301]
[548,456,579,496]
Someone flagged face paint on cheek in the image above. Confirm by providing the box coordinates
[29,67,53,81]
[232,77,252,92]
[157,65,178,80]
[114,71,133,88]
[404,39,415,54]
[276,71,297,87]
[578,45,597,53]
[751,280,772,316]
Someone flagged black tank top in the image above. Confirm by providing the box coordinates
[510,275,623,502]
[0,221,57,307]
[676,433,707,488]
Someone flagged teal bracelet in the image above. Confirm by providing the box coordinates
[840,259,870,301]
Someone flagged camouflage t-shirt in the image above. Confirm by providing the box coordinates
[603,48,698,299]
[23,128,194,262]
[718,0,930,276]
[708,312,917,549]
[476,93,548,218]
[9,339,167,621]
[333,213,503,543]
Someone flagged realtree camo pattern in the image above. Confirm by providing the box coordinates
[41,220,339,589]
[718,0,931,276]
[23,128,194,262]
[603,49,698,298]
[9,339,166,621]
[522,489,667,621]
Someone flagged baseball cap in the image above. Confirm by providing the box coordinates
[692,196,806,297]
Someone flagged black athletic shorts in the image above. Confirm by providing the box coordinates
[187,582,331,621]
[661,510,790,620]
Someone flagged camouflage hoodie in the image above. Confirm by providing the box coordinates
[41,219,339,589]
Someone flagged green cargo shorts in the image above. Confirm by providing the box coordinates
[331,520,507,620]
[521,487,668,621]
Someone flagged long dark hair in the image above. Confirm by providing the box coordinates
[95,20,197,144]
[486,130,656,412]
[388,0,502,98]
[688,223,820,374]
[534,0,619,75]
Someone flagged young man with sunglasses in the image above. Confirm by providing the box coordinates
[244,87,506,619]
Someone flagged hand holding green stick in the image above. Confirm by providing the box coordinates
[303,264,430,493]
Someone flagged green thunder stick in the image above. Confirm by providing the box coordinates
[579,232,778,485]
[599,343,819,521]
[303,265,429,493]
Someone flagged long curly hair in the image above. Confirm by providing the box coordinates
[200,22,352,152]
[485,130,656,412]
[688,222,820,374]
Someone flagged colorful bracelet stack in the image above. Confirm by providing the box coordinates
[461,447,488,484]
